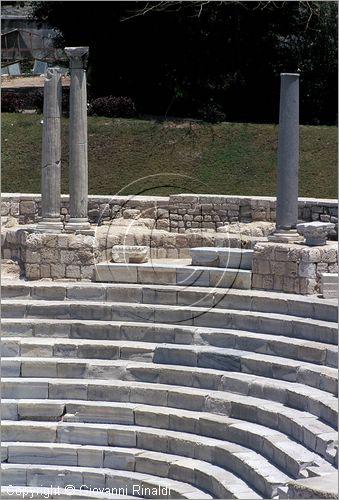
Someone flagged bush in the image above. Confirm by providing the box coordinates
[88,95,137,118]
[197,100,226,123]
[26,90,44,113]
[1,93,23,113]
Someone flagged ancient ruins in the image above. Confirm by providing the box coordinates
[1,48,337,499]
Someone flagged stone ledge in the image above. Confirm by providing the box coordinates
[286,473,338,499]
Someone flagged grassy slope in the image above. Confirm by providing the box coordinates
[1,113,337,198]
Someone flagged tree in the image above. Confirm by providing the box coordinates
[30,1,337,124]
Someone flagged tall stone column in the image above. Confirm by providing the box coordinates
[64,47,91,232]
[37,67,63,233]
[269,73,302,243]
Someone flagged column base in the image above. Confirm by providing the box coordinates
[267,229,304,244]
[36,219,64,233]
[64,218,94,235]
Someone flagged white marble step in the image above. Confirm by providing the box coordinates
[2,300,337,344]
[0,487,137,500]
[2,319,337,369]
[190,247,253,269]
[1,420,292,497]
[1,464,213,499]
[2,399,336,468]
[2,377,337,430]
[2,350,337,395]
[1,397,337,464]
[1,443,261,499]
[286,472,338,500]
[2,282,336,321]
[95,262,252,288]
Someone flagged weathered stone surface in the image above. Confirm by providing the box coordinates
[297,222,335,246]
[112,245,149,263]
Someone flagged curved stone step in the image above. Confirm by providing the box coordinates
[2,300,337,344]
[1,464,213,499]
[190,248,253,269]
[1,330,337,368]
[286,472,338,499]
[2,351,337,396]
[2,398,336,469]
[2,376,337,431]
[2,397,337,466]
[95,262,252,289]
[2,281,336,322]
[0,487,138,499]
[1,420,293,497]
[1,443,261,499]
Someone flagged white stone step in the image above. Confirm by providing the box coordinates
[286,472,338,499]
[2,397,336,470]
[95,262,252,288]
[3,319,337,369]
[1,421,292,497]
[2,350,337,396]
[190,247,253,269]
[0,487,137,500]
[2,397,337,468]
[1,443,261,499]
[1,464,213,499]
[2,377,337,430]
[2,300,337,344]
[2,282,336,321]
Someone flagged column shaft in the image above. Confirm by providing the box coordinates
[276,73,299,230]
[38,67,63,232]
[65,46,91,232]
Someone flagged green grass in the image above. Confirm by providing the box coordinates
[2,113,337,198]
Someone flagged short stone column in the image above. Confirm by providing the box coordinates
[64,47,91,233]
[37,67,63,233]
[269,73,302,243]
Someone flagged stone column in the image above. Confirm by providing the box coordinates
[64,47,91,233]
[37,67,63,233]
[269,73,302,243]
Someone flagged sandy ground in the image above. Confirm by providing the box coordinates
[1,75,70,88]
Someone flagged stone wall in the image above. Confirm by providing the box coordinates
[0,194,169,226]
[1,194,337,236]
[252,242,338,295]
[167,195,338,234]
[2,229,97,281]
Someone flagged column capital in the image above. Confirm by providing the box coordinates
[65,47,89,69]
[45,67,61,80]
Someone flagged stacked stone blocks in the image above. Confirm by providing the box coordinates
[20,232,97,281]
[252,242,338,295]
[1,194,337,236]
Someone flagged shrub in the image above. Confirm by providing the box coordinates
[197,100,226,123]
[26,90,44,113]
[88,95,137,118]
[1,93,23,113]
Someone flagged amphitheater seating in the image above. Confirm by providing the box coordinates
[1,277,338,499]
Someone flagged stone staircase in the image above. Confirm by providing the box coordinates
[1,279,338,499]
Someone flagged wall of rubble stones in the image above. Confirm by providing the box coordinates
[1,193,337,237]
[252,242,338,295]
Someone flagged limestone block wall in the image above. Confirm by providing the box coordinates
[1,194,169,227]
[167,195,338,234]
[3,230,97,281]
[1,194,337,236]
[252,242,338,295]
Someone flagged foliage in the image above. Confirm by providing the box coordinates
[30,1,337,124]
[1,93,23,112]
[88,95,137,118]
[197,99,226,123]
